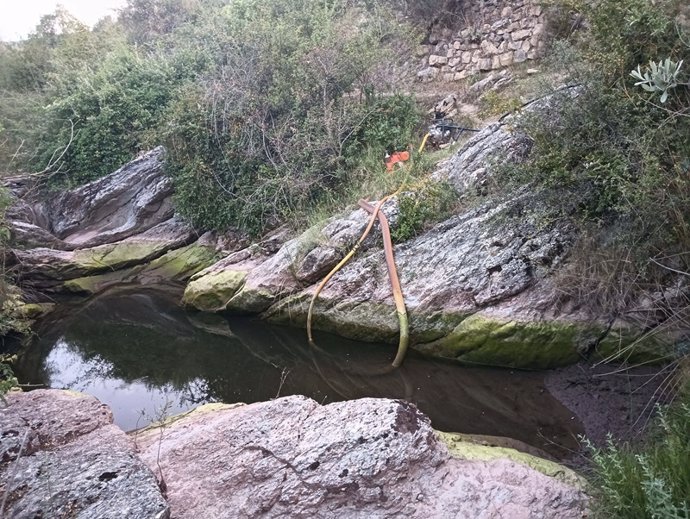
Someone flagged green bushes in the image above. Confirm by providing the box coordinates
[392,180,457,242]
[493,0,690,318]
[43,46,182,184]
[587,393,690,518]
[0,1,421,235]
[158,0,420,234]
[545,0,685,77]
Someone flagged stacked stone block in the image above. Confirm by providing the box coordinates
[418,0,546,82]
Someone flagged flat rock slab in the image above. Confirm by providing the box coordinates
[136,396,586,518]
[14,217,195,288]
[0,390,169,519]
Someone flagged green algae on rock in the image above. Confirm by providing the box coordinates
[415,314,585,369]
[63,243,219,295]
[437,431,586,489]
[182,269,247,312]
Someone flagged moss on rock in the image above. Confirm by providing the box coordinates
[72,242,167,271]
[416,314,583,369]
[225,286,278,314]
[437,431,585,489]
[15,302,55,319]
[63,244,218,295]
[141,244,219,282]
[594,324,671,364]
[182,270,247,312]
[266,294,400,342]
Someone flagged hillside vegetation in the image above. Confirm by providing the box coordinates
[0,0,423,233]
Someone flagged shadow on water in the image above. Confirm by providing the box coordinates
[14,288,583,459]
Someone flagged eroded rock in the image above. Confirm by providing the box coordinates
[7,148,221,294]
[136,396,586,518]
[0,390,169,519]
[183,203,399,314]
[43,147,173,248]
[14,217,197,290]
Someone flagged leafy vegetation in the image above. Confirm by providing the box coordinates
[0,186,25,397]
[0,0,423,234]
[586,388,690,518]
[495,0,689,322]
[392,179,457,242]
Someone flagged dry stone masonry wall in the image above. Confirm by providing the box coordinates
[418,0,546,82]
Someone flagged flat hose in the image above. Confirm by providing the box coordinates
[358,199,409,367]
[306,196,390,346]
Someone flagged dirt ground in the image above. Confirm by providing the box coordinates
[545,361,676,466]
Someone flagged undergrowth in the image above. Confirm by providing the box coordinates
[490,0,690,343]
[586,388,690,518]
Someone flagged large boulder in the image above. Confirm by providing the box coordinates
[0,390,169,519]
[41,147,173,248]
[6,148,221,293]
[181,200,403,316]
[135,396,586,518]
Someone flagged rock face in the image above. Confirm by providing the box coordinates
[44,147,174,248]
[6,148,220,293]
[182,95,613,368]
[136,396,586,518]
[0,390,169,519]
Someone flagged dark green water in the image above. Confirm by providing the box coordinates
[14,288,583,458]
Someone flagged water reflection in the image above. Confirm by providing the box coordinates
[15,288,583,458]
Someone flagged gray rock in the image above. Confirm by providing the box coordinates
[267,195,574,346]
[13,217,195,289]
[0,390,169,519]
[185,202,400,314]
[0,389,112,462]
[136,396,586,518]
[6,148,221,294]
[43,147,173,248]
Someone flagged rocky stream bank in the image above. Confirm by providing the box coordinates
[5,97,667,370]
[0,389,588,518]
[1,92,681,519]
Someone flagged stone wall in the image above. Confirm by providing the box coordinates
[418,0,547,82]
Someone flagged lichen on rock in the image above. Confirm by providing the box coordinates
[0,390,169,519]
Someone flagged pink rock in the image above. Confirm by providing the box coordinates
[136,396,587,518]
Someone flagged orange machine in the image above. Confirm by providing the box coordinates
[384,150,410,172]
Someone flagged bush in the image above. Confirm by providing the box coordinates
[587,392,690,518]
[492,0,690,320]
[39,45,184,184]
[159,0,420,234]
[557,0,686,77]
[392,179,457,242]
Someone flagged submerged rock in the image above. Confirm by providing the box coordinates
[135,395,587,518]
[0,390,169,519]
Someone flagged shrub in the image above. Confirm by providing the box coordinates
[586,393,690,518]
[558,0,686,77]
[392,179,457,243]
[40,45,182,184]
[159,0,421,234]
[493,0,690,320]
